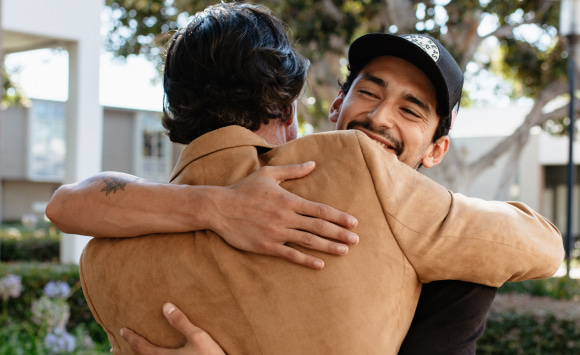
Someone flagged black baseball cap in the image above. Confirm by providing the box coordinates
[348,33,463,130]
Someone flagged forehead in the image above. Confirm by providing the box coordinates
[354,56,437,107]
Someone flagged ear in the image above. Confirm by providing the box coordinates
[329,90,345,123]
[421,136,449,168]
[281,104,294,124]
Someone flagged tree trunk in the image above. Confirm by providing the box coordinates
[494,143,524,201]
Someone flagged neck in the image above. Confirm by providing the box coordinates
[254,118,296,145]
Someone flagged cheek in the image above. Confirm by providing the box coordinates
[335,112,351,131]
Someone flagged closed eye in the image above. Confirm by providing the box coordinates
[402,108,420,117]
[359,89,378,98]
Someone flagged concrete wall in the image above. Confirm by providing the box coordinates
[0,101,177,222]
[0,106,27,179]
[102,110,136,173]
[519,134,542,211]
[2,180,60,221]
[3,0,102,42]
[427,133,543,210]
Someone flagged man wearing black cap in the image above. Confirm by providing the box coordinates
[49,24,562,355]
[329,33,489,354]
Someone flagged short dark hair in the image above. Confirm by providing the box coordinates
[339,63,450,142]
[162,2,310,144]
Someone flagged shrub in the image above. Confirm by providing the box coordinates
[498,277,580,301]
[0,223,60,262]
[0,262,109,348]
[478,292,580,354]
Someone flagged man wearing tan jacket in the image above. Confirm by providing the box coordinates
[52,3,563,354]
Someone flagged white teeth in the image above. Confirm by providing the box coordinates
[372,139,387,149]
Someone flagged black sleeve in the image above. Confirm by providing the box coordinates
[398,280,497,355]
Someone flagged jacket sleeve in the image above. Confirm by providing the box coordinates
[355,131,564,287]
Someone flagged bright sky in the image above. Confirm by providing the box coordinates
[5,48,164,112]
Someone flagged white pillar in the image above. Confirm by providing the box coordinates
[60,39,103,264]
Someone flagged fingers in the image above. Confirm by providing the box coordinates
[162,303,226,355]
[288,209,358,246]
[268,231,357,270]
[299,201,358,230]
[162,303,201,342]
[255,162,359,231]
[265,161,317,183]
[269,243,326,269]
[120,327,161,355]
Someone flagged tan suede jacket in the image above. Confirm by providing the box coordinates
[80,126,563,355]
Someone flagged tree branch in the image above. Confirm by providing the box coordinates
[467,81,569,178]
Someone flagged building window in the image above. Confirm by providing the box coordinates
[28,100,66,180]
[137,112,171,182]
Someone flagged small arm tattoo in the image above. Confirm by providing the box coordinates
[100,176,142,196]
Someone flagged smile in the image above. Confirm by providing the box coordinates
[361,131,396,153]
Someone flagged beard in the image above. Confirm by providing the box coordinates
[346,119,404,157]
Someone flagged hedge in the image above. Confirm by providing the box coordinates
[0,224,60,262]
[497,276,580,300]
[478,292,580,354]
[0,262,108,348]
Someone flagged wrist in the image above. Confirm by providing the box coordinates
[184,185,225,232]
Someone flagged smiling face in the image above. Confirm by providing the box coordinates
[330,55,449,170]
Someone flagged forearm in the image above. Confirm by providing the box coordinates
[47,165,359,269]
[46,172,218,238]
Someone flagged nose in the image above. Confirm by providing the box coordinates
[367,101,396,129]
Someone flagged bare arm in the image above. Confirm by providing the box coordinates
[47,162,359,269]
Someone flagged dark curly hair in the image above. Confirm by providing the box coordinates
[339,64,450,143]
[162,2,310,144]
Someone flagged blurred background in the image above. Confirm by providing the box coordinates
[1,0,579,353]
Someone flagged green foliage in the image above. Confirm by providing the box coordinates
[0,224,61,262]
[1,66,29,109]
[0,319,111,354]
[104,0,384,73]
[479,277,580,354]
[272,0,383,60]
[499,38,567,98]
[103,0,572,126]
[0,321,47,355]
[0,237,60,263]
[498,277,580,300]
[479,312,580,354]
[0,263,108,347]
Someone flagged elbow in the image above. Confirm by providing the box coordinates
[544,228,565,277]
[46,186,72,233]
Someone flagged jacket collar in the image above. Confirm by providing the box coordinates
[170,125,275,181]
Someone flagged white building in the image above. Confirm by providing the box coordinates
[428,104,576,238]
[2,0,103,262]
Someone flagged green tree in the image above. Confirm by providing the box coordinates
[103,0,578,195]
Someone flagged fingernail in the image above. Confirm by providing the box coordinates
[305,161,315,166]
[119,328,124,336]
[349,234,359,244]
[164,303,176,315]
[314,260,324,269]
[348,216,358,227]
[337,245,348,254]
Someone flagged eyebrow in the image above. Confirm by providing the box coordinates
[403,94,432,114]
[359,72,387,88]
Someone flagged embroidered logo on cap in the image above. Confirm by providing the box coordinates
[402,35,440,62]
